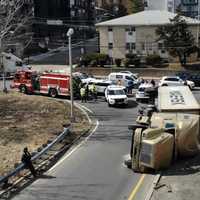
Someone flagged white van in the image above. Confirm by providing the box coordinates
[108,72,138,88]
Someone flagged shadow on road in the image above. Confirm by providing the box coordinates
[37,174,56,179]
[162,154,200,176]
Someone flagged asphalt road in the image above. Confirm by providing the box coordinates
[11,96,155,200]
[29,38,98,65]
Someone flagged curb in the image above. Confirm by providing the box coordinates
[145,173,162,200]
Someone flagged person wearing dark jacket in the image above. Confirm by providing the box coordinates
[21,147,37,177]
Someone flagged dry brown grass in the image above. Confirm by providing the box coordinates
[0,91,90,176]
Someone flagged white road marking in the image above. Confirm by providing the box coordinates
[78,104,94,114]
[74,102,92,124]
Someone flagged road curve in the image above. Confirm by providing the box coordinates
[12,97,155,200]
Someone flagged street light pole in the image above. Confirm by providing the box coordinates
[196,0,200,57]
[67,28,74,122]
[0,37,7,93]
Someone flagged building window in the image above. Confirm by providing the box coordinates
[126,43,135,51]
[108,27,113,32]
[158,42,164,50]
[125,27,135,32]
[126,43,130,50]
[161,50,166,54]
[108,43,113,49]
[130,27,135,32]
[141,43,145,51]
[132,43,136,50]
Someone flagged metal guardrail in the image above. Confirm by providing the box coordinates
[0,125,71,187]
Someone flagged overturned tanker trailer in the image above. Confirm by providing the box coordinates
[128,86,200,172]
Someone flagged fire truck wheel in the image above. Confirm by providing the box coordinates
[20,85,27,94]
[49,88,57,98]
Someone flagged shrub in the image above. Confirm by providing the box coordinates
[125,53,137,59]
[81,53,109,67]
[115,58,122,67]
[146,54,162,66]
[124,53,141,67]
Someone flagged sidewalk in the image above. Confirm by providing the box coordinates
[151,154,200,200]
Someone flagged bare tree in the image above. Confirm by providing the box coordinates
[0,0,33,92]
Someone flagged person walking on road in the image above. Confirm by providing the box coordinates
[80,86,86,103]
[21,147,37,178]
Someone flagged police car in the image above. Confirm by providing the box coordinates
[105,85,128,107]
[136,83,154,102]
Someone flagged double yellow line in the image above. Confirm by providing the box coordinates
[128,174,146,200]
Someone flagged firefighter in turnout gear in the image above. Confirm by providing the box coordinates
[90,83,97,101]
[80,86,86,103]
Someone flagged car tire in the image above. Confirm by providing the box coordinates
[108,102,111,107]
[20,85,27,94]
[49,88,57,98]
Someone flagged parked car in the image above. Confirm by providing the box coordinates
[87,79,112,94]
[136,83,154,102]
[187,74,200,87]
[119,71,138,79]
[105,85,128,107]
[158,76,195,89]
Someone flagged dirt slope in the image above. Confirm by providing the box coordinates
[0,92,89,176]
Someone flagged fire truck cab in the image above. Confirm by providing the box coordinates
[12,70,70,98]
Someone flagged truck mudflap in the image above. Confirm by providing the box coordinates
[131,128,143,172]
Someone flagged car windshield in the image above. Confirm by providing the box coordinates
[108,89,125,95]
[125,76,134,81]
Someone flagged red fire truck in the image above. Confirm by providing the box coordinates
[12,70,71,98]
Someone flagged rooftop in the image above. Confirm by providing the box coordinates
[96,10,200,27]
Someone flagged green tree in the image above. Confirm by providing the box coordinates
[131,0,144,13]
[156,13,197,66]
[103,3,127,18]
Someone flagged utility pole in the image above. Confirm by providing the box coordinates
[67,28,74,123]
[197,0,200,47]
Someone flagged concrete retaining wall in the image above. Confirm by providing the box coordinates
[75,67,193,78]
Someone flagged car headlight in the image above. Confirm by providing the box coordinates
[109,99,115,102]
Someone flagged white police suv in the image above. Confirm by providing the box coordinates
[105,85,128,107]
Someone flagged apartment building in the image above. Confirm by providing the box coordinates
[96,10,200,62]
[145,0,200,18]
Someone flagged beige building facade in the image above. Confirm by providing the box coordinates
[96,10,200,62]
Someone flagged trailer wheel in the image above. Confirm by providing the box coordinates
[20,85,27,94]
[49,88,57,98]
